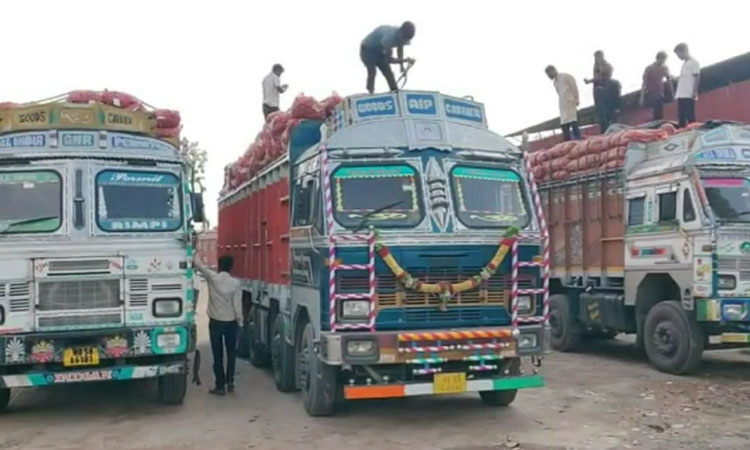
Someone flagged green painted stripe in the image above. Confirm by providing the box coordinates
[492,375,544,391]
[117,367,135,380]
[29,373,49,386]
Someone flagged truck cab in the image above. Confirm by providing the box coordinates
[0,97,200,409]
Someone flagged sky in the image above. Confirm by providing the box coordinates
[2,0,749,224]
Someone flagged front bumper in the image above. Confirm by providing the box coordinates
[0,361,185,388]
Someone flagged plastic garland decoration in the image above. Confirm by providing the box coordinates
[375,227,520,310]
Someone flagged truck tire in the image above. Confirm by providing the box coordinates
[479,358,520,407]
[271,314,297,392]
[247,307,270,368]
[549,294,582,351]
[0,388,10,410]
[644,301,704,374]
[299,322,337,416]
[157,371,187,405]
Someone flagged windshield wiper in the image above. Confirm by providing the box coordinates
[352,200,405,232]
[0,216,59,234]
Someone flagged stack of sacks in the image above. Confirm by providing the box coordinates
[529,123,681,182]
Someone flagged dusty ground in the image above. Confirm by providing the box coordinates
[1,288,749,450]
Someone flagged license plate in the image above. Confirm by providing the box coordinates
[63,347,100,367]
[434,372,467,395]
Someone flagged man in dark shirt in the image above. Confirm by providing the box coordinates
[640,51,673,121]
[360,22,416,93]
[585,50,621,133]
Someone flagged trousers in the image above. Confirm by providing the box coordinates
[209,318,238,389]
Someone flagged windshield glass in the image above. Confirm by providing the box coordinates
[332,164,422,228]
[703,178,750,222]
[0,171,62,234]
[96,170,182,232]
[451,166,529,228]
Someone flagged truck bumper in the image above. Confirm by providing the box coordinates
[0,361,185,388]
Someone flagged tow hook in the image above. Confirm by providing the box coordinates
[531,355,543,374]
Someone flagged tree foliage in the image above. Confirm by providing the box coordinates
[180,137,207,191]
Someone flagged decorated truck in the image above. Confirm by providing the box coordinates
[219,91,549,416]
[0,92,203,410]
[529,121,750,374]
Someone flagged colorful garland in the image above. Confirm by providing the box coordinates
[375,227,519,310]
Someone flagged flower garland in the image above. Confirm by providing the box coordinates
[375,227,519,310]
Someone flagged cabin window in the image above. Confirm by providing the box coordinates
[0,170,63,234]
[292,178,314,227]
[331,164,423,229]
[703,178,750,223]
[658,191,677,222]
[683,189,696,222]
[450,166,529,229]
[627,197,645,226]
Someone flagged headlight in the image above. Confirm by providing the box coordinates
[342,300,369,318]
[517,295,533,314]
[346,340,376,356]
[157,332,182,349]
[718,274,736,290]
[153,298,182,318]
[723,303,747,321]
[518,333,538,349]
[0,305,4,325]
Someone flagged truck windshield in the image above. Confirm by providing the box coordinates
[451,166,528,228]
[332,164,422,228]
[0,171,62,234]
[96,170,182,232]
[703,178,750,222]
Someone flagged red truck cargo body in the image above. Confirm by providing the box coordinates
[217,161,290,286]
[541,172,625,281]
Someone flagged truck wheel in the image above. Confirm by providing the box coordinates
[299,322,337,416]
[157,371,187,405]
[0,388,10,410]
[549,294,581,351]
[271,314,297,392]
[479,358,519,407]
[644,301,704,374]
[247,307,270,368]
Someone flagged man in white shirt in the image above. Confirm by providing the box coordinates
[545,65,581,141]
[674,43,700,128]
[194,253,243,395]
[262,64,288,119]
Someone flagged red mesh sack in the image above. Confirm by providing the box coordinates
[101,90,141,109]
[552,170,568,181]
[321,92,344,116]
[550,156,570,171]
[605,160,623,169]
[684,122,703,130]
[0,102,19,110]
[67,90,103,104]
[269,111,291,136]
[603,131,622,149]
[585,136,608,154]
[548,141,576,159]
[291,95,325,120]
[566,159,579,172]
[156,126,180,138]
[155,109,181,129]
[660,123,678,135]
[619,129,667,145]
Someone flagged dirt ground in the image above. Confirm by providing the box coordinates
[1,288,749,450]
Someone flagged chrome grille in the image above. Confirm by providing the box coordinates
[48,259,111,273]
[8,282,31,312]
[152,283,182,291]
[9,283,30,297]
[0,284,5,298]
[128,278,149,307]
[38,279,121,311]
[717,257,750,271]
[38,313,122,328]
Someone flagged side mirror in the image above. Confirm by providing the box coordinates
[191,192,205,223]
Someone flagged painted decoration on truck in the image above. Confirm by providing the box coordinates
[405,93,438,116]
[96,170,182,232]
[132,330,152,355]
[0,133,46,149]
[5,337,25,363]
[424,158,453,232]
[443,97,484,124]
[351,94,398,120]
[29,340,55,363]
[60,131,96,148]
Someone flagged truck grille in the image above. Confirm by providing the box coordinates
[38,313,122,328]
[48,259,111,273]
[128,279,149,307]
[38,279,121,311]
[0,282,31,312]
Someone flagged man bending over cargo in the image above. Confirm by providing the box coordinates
[360,21,416,93]
[194,253,243,395]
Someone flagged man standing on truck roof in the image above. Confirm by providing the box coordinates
[546,65,581,141]
[585,51,621,133]
[674,43,700,128]
[262,64,288,119]
[194,254,243,396]
[360,21,416,94]
[640,51,673,121]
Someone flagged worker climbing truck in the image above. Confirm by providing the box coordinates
[0,92,203,410]
[529,122,750,374]
[219,91,548,416]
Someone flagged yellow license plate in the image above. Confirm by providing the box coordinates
[434,372,467,395]
[63,347,100,367]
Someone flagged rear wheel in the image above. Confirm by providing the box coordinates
[0,388,10,410]
[299,323,337,416]
[479,358,519,407]
[157,371,187,405]
[549,294,582,351]
[271,314,297,392]
[247,306,270,368]
[644,301,704,374]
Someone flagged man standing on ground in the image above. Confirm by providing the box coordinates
[360,21,416,94]
[640,51,673,121]
[546,65,581,141]
[585,51,620,132]
[674,43,700,127]
[262,64,288,119]
[194,253,243,395]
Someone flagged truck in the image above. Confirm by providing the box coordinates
[530,122,750,374]
[219,91,549,416]
[0,92,203,410]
